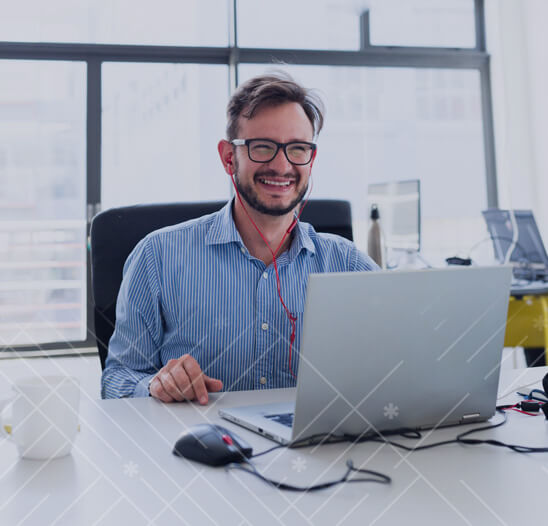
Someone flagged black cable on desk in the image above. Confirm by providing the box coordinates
[227,458,391,492]
[236,409,548,492]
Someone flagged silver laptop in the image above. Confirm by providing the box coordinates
[219,266,512,445]
[482,209,548,281]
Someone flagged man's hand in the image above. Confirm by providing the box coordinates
[149,355,223,404]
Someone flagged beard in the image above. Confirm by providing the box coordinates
[233,160,308,217]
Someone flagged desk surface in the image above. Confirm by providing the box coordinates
[1,367,547,526]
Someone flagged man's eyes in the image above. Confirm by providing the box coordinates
[251,142,276,151]
[288,143,310,153]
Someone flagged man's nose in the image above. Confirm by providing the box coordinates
[267,147,293,173]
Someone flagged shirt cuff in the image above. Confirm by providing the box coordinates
[134,374,156,398]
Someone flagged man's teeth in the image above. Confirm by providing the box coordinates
[260,179,291,187]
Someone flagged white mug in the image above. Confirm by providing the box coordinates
[1,375,80,460]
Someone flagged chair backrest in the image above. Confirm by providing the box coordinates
[90,199,353,369]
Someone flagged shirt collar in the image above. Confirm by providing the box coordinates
[205,200,242,246]
[288,214,316,259]
[205,199,316,259]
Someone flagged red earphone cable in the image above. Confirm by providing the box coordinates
[228,160,314,380]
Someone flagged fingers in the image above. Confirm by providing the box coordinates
[204,376,223,393]
[181,356,208,404]
[148,356,222,405]
[149,371,175,403]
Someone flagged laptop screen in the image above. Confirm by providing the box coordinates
[482,209,548,267]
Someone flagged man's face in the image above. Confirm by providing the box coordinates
[232,102,315,217]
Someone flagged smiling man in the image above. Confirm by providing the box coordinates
[101,72,378,402]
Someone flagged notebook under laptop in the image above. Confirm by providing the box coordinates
[219,266,512,446]
[482,209,548,281]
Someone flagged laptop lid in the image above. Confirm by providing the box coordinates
[290,266,512,442]
[482,209,548,270]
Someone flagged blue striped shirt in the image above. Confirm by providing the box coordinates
[101,200,378,398]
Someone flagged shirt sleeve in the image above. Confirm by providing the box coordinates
[101,236,164,399]
[350,244,380,272]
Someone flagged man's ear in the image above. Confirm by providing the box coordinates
[309,148,318,169]
[218,140,234,175]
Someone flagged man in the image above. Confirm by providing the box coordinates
[101,72,378,402]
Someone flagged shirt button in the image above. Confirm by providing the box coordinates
[260,377,267,385]
[240,247,246,254]
[261,322,269,331]
[262,272,268,279]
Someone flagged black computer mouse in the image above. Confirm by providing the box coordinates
[172,423,253,466]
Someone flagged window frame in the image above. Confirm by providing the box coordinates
[0,0,496,354]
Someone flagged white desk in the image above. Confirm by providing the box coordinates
[1,366,547,526]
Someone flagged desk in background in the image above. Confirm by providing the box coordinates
[506,282,548,366]
[1,367,547,526]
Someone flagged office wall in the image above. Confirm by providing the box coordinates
[487,0,548,240]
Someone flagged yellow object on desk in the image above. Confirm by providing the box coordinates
[504,294,548,361]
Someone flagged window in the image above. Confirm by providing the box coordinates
[0,60,87,347]
[0,0,229,46]
[240,64,487,263]
[0,0,494,352]
[237,0,365,50]
[368,0,476,48]
[102,64,229,208]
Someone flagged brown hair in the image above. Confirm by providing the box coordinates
[226,71,325,141]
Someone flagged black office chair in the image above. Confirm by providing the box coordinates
[90,199,353,369]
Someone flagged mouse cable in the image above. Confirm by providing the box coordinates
[226,458,391,492]
[250,444,285,459]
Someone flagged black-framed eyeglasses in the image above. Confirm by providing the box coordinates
[231,138,317,166]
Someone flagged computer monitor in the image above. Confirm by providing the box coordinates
[481,209,548,269]
[366,179,421,253]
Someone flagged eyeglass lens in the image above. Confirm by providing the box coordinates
[248,139,313,165]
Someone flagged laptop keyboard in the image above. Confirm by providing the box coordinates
[265,412,294,428]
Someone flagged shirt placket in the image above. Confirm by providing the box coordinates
[255,265,274,389]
